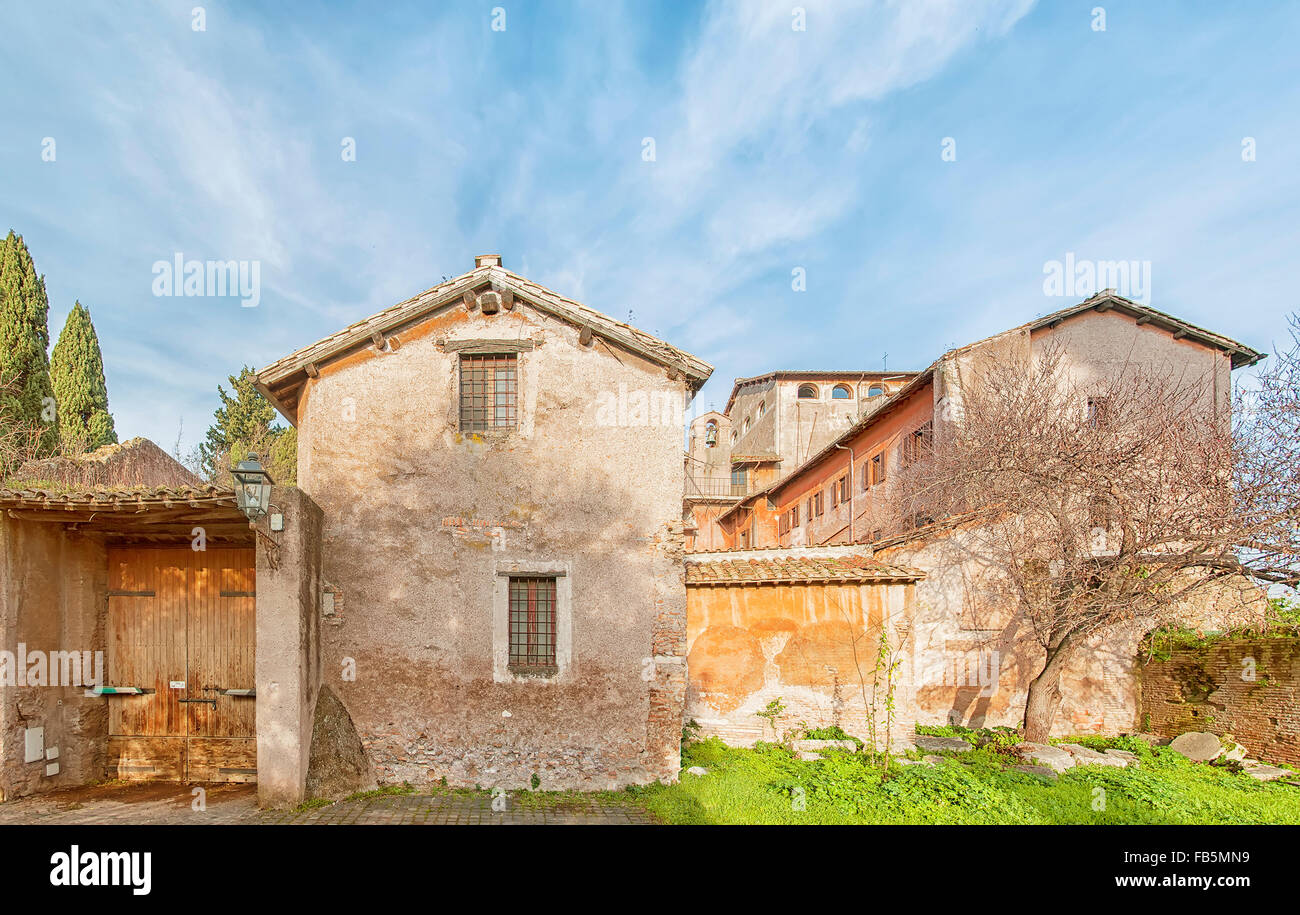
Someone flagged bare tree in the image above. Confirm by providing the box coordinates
[871,341,1297,742]
[0,375,46,483]
[1234,314,1300,591]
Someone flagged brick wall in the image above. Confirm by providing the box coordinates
[1139,635,1300,766]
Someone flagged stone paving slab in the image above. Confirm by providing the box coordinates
[0,784,658,825]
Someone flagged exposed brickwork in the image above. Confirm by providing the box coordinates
[1139,636,1300,766]
[644,520,688,782]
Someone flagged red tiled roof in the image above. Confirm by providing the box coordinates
[0,484,236,508]
[685,554,923,585]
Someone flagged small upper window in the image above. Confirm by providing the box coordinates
[743,417,751,434]
[831,384,853,399]
[460,353,518,431]
[797,383,818,399]
[757,401,766,418]
[872,451,887,485]
[1087,397,1112,428]
[867,384,885,398]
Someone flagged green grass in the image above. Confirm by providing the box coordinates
[343,782,416,802]
[627,736,1300,825]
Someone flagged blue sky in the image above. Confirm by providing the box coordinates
[1,0,1297,451]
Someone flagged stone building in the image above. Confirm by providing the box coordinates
[254,255,712,790]
[685,292,1268,743]
[683,370,914,551]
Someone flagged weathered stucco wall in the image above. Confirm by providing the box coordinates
[255,485,325,807]
[685,573,916,749]
[879,524,1267,736]
[296,300,689,790]
[0,518,107,800]
[1032,308,1232,415]
[1139,634,1300,766]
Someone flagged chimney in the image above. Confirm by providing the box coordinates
[474,254,502,268]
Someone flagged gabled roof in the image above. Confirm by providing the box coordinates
[255,260,713,424]
[724,369,919,415]
[1030,290,1266,369]
[714,291,1265,525]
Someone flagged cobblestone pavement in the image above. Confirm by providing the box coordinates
[0,783,658,825]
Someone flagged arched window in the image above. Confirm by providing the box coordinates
[797,383,818,399]
[743,417,751,434]
[867,384,885,398]
[757,400,766,418]
[731,431,738,446]
[831,384,852,399]
[704,421,717,447]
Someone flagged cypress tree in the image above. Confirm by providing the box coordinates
[0,231,57,453]
[50,301,117,453]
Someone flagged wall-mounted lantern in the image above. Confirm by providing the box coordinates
[232,453,274,523]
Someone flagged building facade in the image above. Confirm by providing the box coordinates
[686,292,1268,740]
[255,255,712,790]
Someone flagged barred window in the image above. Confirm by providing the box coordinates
[508,577,557,673]
[460,353,518,431]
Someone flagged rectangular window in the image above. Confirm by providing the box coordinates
[508,576,557,673]
[830,481,838,509]
[1087,396,1111,428]
[731,466,747,496]
[790,506,799,529]
[813,491,824,517]
[861,461,871,491]
[903,420,934,465]
[460,353,518,431]
[778,511,790,536]
[872,452,887,485]
[838,475,850,503]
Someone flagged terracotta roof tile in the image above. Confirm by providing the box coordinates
[0,484,235,508]
[685,554,923,584]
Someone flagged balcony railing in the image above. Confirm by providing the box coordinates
[685,475,751,499]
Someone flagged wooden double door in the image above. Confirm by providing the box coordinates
[106,547,257,782]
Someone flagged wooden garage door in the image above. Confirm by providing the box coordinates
[106,547,256,783]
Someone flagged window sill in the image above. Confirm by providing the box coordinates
[507,665,559,679]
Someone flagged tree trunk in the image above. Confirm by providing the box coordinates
[1022,633,1080,743]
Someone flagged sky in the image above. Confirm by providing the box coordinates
[1,0,1298,452]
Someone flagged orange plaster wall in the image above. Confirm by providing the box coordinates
[685,580,916,746]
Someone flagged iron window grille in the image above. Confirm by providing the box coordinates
[460,353,518,431]
[508,576,557,674]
